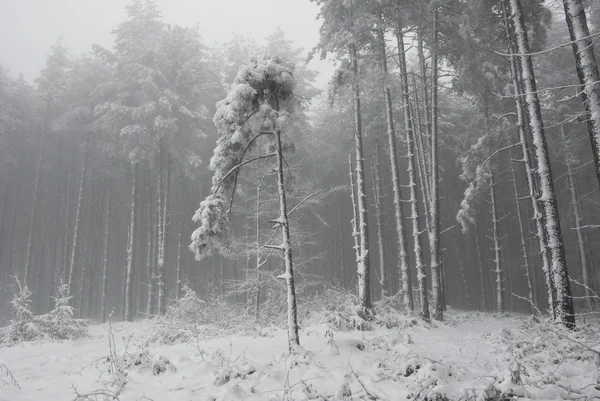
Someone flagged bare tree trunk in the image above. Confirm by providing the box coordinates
[428,6,443,321]
[502,0,555,317]
[509,0,575,328]
[159,150,172,313]
[562,126,592,310]
[24,130,45,285]
[474,220,487,310]
[7,174,22,280]
[379,17,411,308]
[510,148,535,313]
[370,141,387,299]
[562,0,600,187]
[409,80,431,232]
[67,133,90,299]
[490,173,504,313]
[145,162,155,315]
[500,192,514,312]
[397,21,429,320]
[124,162,138,322]
[273,129,300,351]
[78,213,91,318]
[156,145,168,316]
[100,181,111,323]
[348,155,360,284]
[337,194,346,288]
[349,42,372,313]
[254,175,262,318]
[219,256,224,295]
[176,168,184,299]
[62,141,76,281]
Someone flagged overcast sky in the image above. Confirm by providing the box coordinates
[0,0,334,87]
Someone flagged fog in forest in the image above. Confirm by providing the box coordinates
[2,1,600,399]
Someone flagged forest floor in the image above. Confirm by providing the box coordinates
[1,309,599,400]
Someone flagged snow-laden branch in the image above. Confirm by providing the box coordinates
[481,142,522,169]
[494,31,600,57]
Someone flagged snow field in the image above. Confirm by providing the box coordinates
[1,310,600,400]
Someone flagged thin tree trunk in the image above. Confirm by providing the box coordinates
[337,194,346,288]
[397,21,428,320]
[24,129,45,286]
[125,162,138,322]
[474,220,487,310]
[562,126,592,310]
[490,173,504,313]
[100,180,111,323]
[428,6,443,321]
[500,190,514,312]
[349,42,372,313]
[7,175,22,280]
[348,155,360,284]
[376,16,412,311]
[62,141,76,281]
[158,150,172,314]
[147,162,157,316]
[370,141,387,299]
[510,148,535,313]
[78,212,91,318]
[409,82,431,231]
[274,128,299,351]
[156,145,166,315]
[509,0,575,328]
[562,0,600,187]
[67,133,90,299]
[220,256,224,295]
[176,168,184,299]
[502,0,555,317]
[254,175,262,318]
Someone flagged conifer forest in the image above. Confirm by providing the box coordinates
[2,1,600,400]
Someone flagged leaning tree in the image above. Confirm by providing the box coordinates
[190,57,302,352]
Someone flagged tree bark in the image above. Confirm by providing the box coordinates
[100,180,111,323]
[371,141,387,299]
[562,0,600,188]
[509,0,575,328]
[379,16,411,308]
[510,148,535,313]
[562,125,592,310]
[348,154,360,287]
[67,132,90,299]
[125,162,138,322]
[428,6,443,321]
[349,42,372,313]
[474,220,487,310]
[24,130,45,285]
[176,167,184,299]
[397,20,429,320]
[502,0,556,317]
[274,129,300,351]
[490,173,504,313]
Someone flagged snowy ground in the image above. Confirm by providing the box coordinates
[1,310,600,400]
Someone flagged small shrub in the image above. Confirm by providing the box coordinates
[0,280,87,346]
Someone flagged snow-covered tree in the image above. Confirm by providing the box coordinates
[190,57,302,351]
[561,0,600,188]
[508,0,575,328]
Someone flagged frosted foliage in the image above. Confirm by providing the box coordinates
[457,165,491,232]
[190,57,296,259]
[189,194,229,260]
[456,130,498,231]
[1,281,87,346]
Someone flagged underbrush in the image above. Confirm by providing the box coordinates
[148,285,428,346]
[147,285,271,344]
[0,281,87,347]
